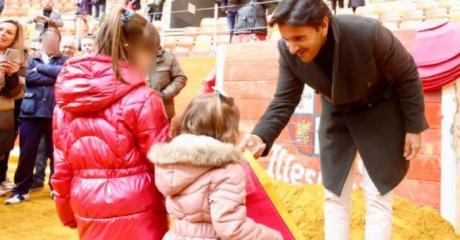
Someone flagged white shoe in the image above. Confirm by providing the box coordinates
[4,194,30,205]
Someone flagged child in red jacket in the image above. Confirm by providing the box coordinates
[51,8,169,240]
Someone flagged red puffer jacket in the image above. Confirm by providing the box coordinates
[51,55,169,240]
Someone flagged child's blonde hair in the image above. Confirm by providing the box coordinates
[175,94,240,144]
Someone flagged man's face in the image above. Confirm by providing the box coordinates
[62,43,76,57]
[41,31,60,56]
[278,17,329,63]
[43,0,53,10]
[81,38,95,55]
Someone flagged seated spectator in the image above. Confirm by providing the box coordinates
[61,37,78,58]
[0,19,27,196]
[148,47,187,123]
[5,28,67,205]
[80,35,96,56]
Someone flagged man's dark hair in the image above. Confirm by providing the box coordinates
[269,0,332,29]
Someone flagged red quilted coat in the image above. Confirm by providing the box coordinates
[51,55,169,240]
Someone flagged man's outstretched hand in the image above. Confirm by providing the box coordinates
[404,133,422,160]
[238,133,266,159]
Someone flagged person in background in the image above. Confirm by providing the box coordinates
[331,0,345,14]
[75,0,92,40]
[147,0,165,23]
[126,0,142,11]
[91,0,106,22]
[231,0,272,42]
[149,94,283,240]
[61,37,78,58]
[0,0,4,16]
[80,35,96,55]
[0,20,27,196]
[219,0,237,42]
[31,0,64,33]
[148,47,187,123]
[51,8,169,239]
[5,28,67,205]
[349,0,365,13]
[30,36,74,191]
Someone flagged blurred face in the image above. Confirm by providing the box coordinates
[43,0,53,10]
[81,38,95,55]
[62,43,76,57]
[278,17,329,63]
[41,31,60,56]
[130,47,156,75]
[0,22,18,51]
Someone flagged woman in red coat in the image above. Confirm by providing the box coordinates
[51,8,169,240]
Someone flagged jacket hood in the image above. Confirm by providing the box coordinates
[55,55,147,113]
[149,134,242,196]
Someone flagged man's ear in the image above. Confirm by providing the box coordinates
[321,16,330,37]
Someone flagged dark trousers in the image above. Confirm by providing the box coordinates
[33,136,49,185]
[227,11,237,43]
[0,130,14,182]
[0,100,21,183]
[0,151,9,183]
[331,0,345,11]
[92,3,106,20]
[13,118,54,195]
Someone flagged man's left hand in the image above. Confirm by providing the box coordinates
[404,133,422,160]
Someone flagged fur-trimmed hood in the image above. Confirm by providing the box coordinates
[149,134,243,196]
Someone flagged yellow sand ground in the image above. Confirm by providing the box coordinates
[0,166,459,239]
[0,162,78,240]
[274,183,460,240]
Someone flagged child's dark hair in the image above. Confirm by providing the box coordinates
[96,8,160,83]
[175,94,240,144]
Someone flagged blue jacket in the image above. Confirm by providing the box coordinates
[20,54,68,118]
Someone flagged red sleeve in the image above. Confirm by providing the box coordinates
[51,107,77,229]
[135,92,170,157]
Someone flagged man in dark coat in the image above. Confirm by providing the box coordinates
[239,0,428,239]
